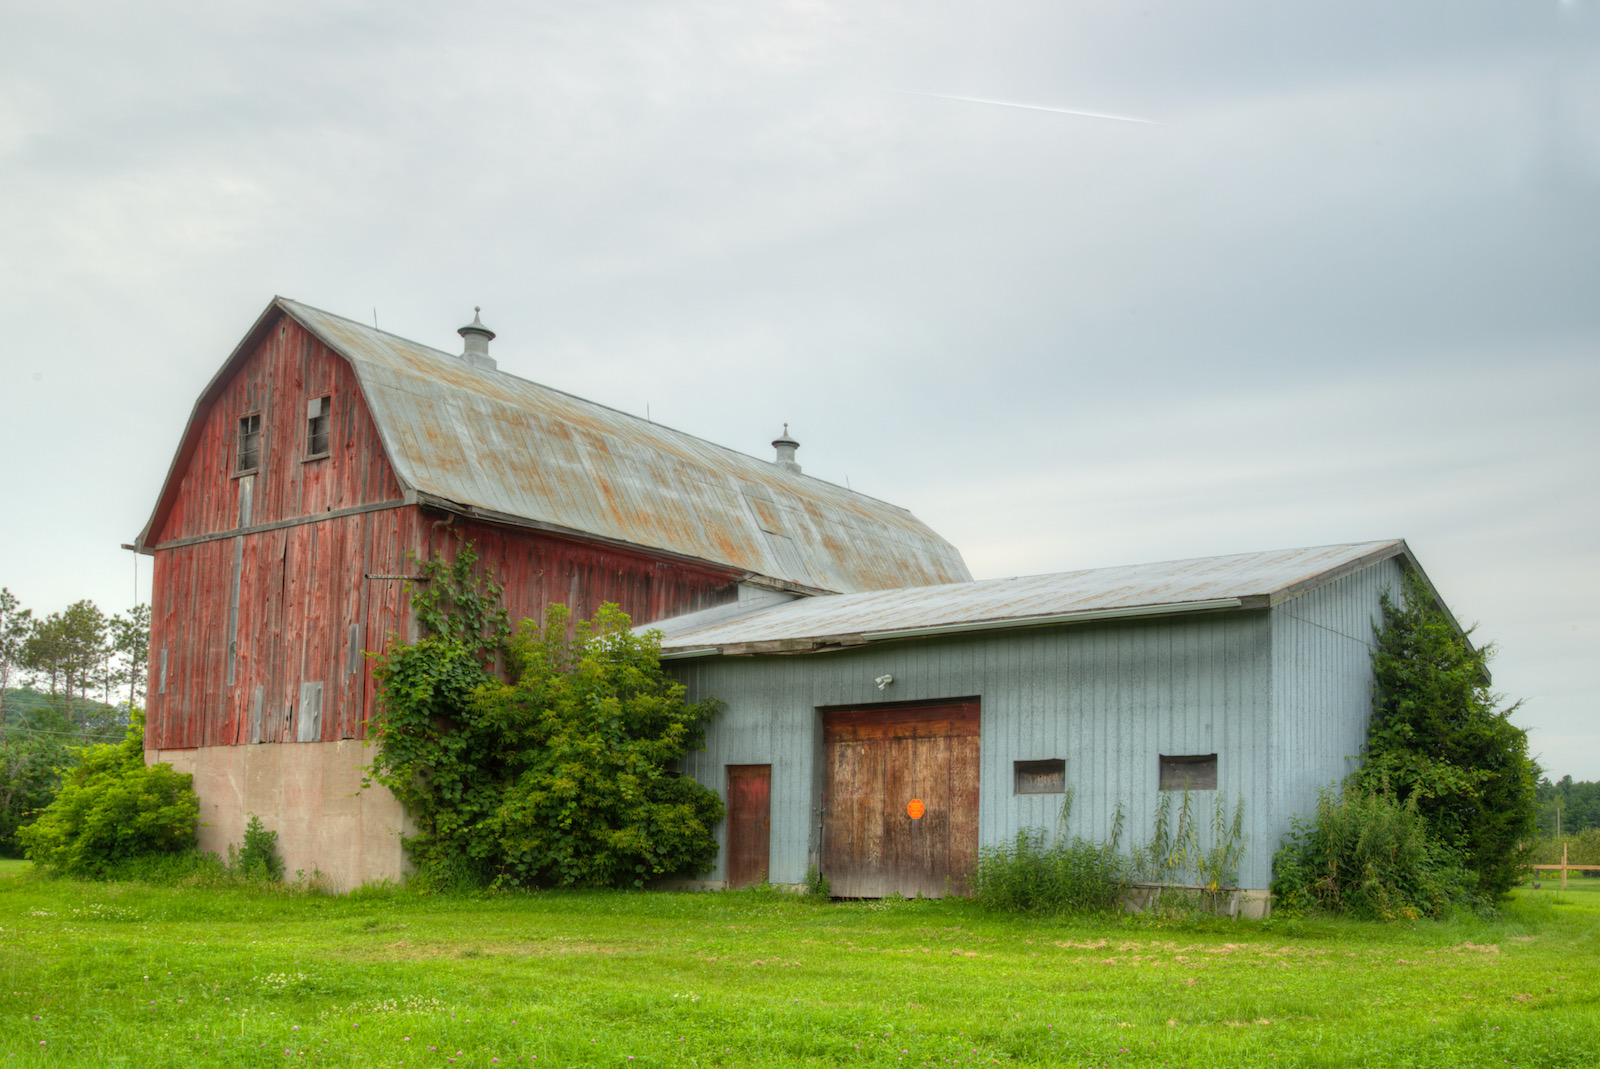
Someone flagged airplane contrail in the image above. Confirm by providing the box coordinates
[889,89,1160,125]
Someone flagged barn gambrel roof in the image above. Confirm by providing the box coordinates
[136,297,971,595]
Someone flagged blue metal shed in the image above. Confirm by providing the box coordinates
[649,540,1462,912]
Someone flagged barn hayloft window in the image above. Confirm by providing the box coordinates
[236,413,261,473]
[1014,759,1066,794]
[305,395,331,458]
[1159,754,1218,791]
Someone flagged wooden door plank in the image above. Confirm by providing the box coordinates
[822,700,979,898]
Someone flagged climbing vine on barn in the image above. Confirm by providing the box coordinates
[367,542,724,890]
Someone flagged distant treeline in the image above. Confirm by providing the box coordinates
[0,586,146,858]
[1536,777,1600,838]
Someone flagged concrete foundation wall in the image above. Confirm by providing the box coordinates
[146,741,411,892]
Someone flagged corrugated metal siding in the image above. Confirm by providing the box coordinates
[672,611,1273,888]
[1266,556,1405,874]
[279,299,971,593]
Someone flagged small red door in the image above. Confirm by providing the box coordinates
[726,764,772,888]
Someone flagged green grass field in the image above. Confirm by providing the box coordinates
[1,865,1595,1068]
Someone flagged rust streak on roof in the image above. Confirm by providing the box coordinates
[275,298,970,594]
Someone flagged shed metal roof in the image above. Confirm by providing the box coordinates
[648,540,1435,655]
[139,298,971,594]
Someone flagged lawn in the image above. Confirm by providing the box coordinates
[1,867,1595,1068]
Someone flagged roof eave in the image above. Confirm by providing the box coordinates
[412,493,830,594]
[662,595,1261,658]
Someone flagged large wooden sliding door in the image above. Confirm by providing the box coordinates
[822,700,979,898]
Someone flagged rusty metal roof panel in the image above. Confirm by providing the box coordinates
[648,540,1413,649]
[278,299,971,593]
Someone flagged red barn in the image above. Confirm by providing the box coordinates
[133,297,970,888]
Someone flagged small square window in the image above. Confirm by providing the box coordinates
[1014,759,1066,794]
[1159,754,1217,791]
[305,395,331,457]
[236,413,261,473]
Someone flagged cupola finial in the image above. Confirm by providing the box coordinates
[771,424,801,474]
[458,307,497,371]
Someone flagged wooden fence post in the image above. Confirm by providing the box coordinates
[1563,842,1569,891]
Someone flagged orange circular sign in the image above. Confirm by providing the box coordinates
[907,798,925,819]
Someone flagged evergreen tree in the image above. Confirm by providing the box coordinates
[0,589,32,735]
[1355,571,1538,896]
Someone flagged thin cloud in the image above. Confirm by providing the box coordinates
[886,88,1162,125]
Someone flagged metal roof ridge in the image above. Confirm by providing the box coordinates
[274,297,463,353]
[277,297,920,514]
[981,538,1404,585]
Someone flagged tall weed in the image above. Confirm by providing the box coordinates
[1271,782,1480,919]
[1129,792,1246,891]
[972,790,1129,914]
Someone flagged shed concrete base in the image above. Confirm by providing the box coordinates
[1124,884,1271,920]
[146,741,411,893]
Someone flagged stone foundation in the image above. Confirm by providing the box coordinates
[145,741,412,892]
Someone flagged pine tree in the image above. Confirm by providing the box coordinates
[1355,571,1537,896]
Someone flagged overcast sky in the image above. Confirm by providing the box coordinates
[2,1,1596,776]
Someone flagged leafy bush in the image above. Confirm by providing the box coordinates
[1356,572,1537,896]
[16,710,198,877]
[0,732,73,857]
[369,547,724,891]
[227,815,285,881]
[973,791,1130,914]
[1271,783,1479,919]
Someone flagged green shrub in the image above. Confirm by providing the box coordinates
[227,815,285,881]
[975,829,1130,914]
[1271,783,1479,920]
[0,732,73,857]
[369,550,724,892]
[973,791,1130,914]
[16,710,197,877]
[803,864,831,898]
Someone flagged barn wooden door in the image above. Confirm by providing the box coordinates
[726,764,772,888]
[822,700,979,898]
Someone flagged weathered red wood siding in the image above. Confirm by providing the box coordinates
[153,316,403,544]
[417,516,743,635]
[147,311,743,750]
